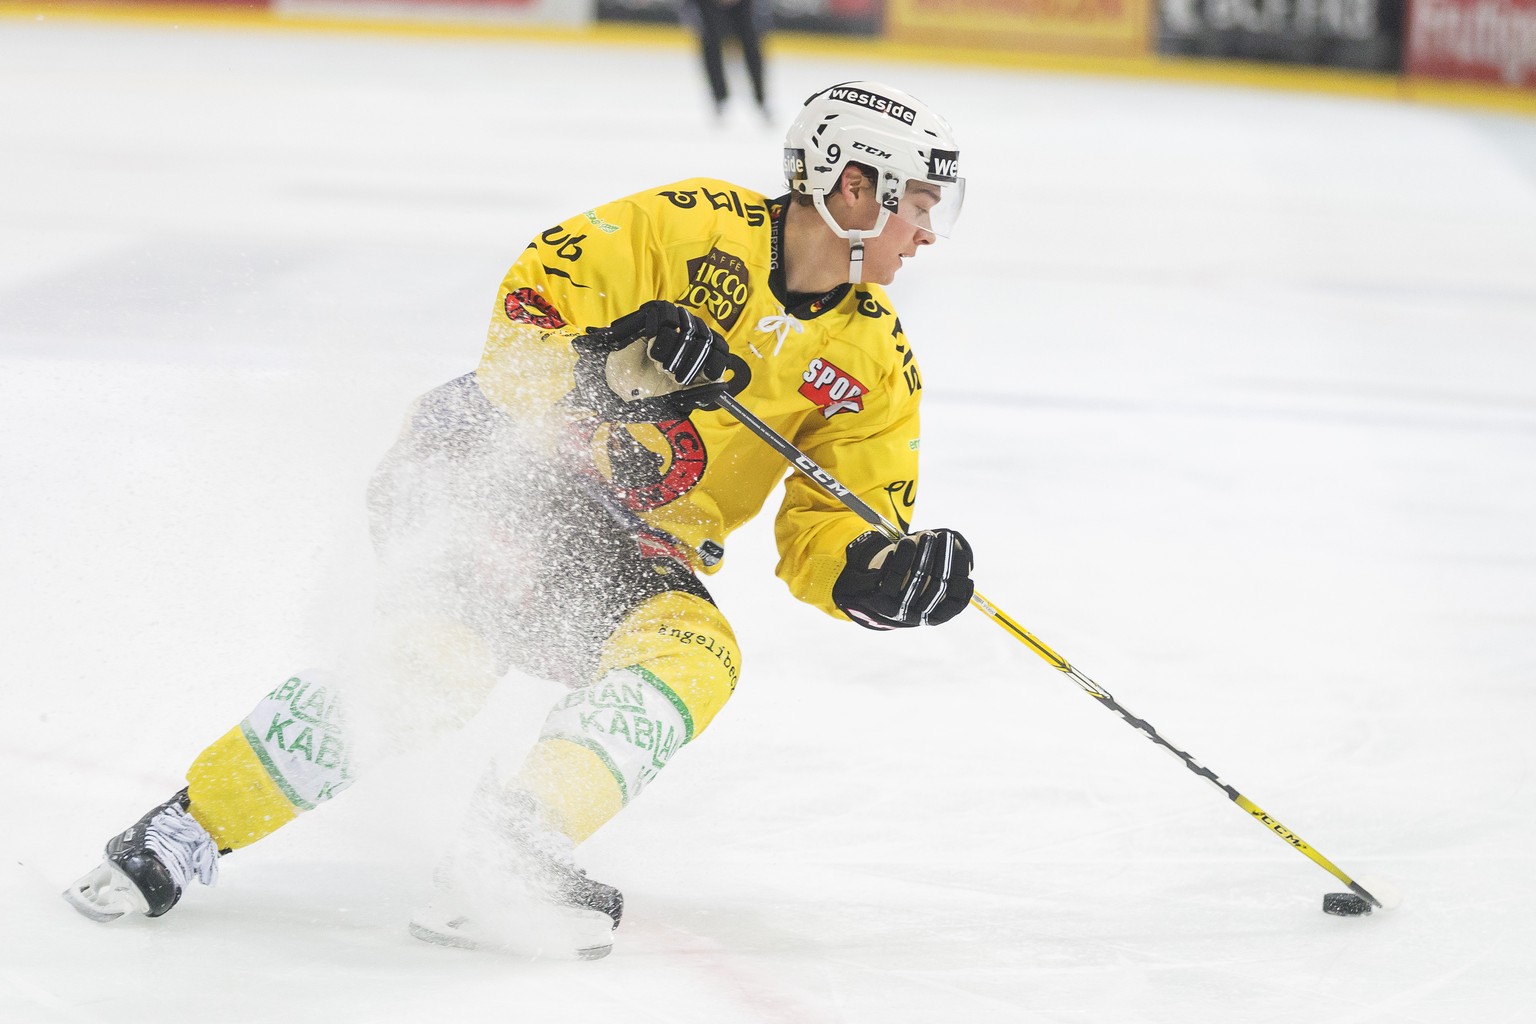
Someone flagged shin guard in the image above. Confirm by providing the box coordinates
[186,675,354,851]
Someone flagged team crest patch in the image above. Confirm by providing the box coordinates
[681,248,749,331]
[800,357,867,418]
[504,287,566,328]
[593,418,708,512]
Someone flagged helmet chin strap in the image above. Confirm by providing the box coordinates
[846,229,865,285]
[811,195,893,286]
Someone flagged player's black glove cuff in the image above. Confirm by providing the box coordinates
[832,529,974,631]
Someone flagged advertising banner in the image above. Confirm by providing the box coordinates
[884,0,1150,57]
[595,0,884,36]
[1156,0,1405,72]
[278,0,594,28]
[769,0,883,34]
[595,0,676,24]
[1407,0,1536,88]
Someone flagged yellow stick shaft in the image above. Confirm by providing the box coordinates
[967,591,1379,905]
[721,391,1380,907]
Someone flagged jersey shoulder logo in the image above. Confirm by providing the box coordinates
[854,289,891,319]
[657,186,768,226]
[800,357,867,418]
[504,288,566,329]
[583,209,621,234]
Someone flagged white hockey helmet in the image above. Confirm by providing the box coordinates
[784,81,964,240]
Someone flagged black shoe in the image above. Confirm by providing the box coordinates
[63,788,220,922]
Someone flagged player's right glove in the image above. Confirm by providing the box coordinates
[832,529,974,630]
[572,300,729,421]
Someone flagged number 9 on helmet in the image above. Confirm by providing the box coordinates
[783,81,965,240]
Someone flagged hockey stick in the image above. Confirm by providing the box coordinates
[715,390,1382,911]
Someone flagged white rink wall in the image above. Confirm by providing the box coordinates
[3,16,1536,1024]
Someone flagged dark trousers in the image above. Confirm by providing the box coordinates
[692,0,765,107]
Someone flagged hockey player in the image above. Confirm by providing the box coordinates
[63,81,974,960]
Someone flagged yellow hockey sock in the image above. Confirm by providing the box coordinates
[185,726,300,851]
[514,737,626,844]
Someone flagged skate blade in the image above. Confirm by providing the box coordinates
[408,916,483,951]
[408,904,613,960]
[62,862,151,922]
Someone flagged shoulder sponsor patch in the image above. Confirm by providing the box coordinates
[504,287,566,328]
[583,209,621,234]
[800,357,867,418]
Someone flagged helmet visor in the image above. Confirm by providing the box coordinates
[894,177,966,238]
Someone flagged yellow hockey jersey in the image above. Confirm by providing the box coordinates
[475,178,925,620]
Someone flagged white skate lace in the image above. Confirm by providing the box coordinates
[144,804,219,889]
[751,309,804,358]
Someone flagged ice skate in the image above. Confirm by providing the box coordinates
[63,788,220,922]
[409,791,622,960]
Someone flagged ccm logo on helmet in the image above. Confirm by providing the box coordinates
[825,86,916,125]
[927,149,960,183]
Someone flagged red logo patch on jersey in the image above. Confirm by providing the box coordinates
[608,419,708,513]
[800,358,867,418]
[504,288,566,329]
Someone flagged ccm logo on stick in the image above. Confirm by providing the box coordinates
[792,455,850,496]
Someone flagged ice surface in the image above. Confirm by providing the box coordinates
[3,15,1536,1023]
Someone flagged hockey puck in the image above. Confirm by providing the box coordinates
[1322,892,1373,916]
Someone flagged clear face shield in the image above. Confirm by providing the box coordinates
[891,176,966,238]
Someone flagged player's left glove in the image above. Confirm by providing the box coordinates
[832,529,974,630]
[607,300,729,390]
[571,301,730,421]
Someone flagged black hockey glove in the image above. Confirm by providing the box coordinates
[573,301,730,420]
[608,300,729,388]
[832,529,974,631]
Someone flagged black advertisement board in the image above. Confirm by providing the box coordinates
[1157,0,1405,72]
[597,0,884,36]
